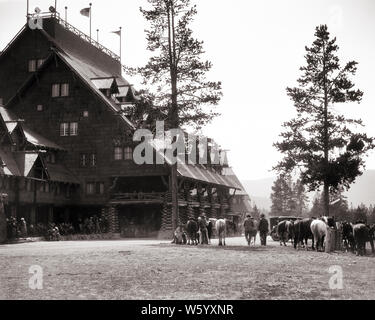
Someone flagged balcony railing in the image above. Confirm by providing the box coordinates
[27,12,120,62]
[111,192,165,202]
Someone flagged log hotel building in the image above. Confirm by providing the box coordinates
[0,11,247,238]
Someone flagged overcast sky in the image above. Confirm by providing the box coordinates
[1,0,374,180]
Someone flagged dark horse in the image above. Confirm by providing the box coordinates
[353,222,375,256]
[186,218,199,245]
[342,221,355,252]
[293,218,315,250]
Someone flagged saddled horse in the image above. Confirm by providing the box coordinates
[186,218,198,245]
[215,219,226,246]
[277,220,294,246]
[310,216,335,252]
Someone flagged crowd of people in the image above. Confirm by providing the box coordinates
[5,215,110,241]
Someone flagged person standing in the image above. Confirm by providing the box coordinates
[258,214,269,246]
[198,215,209,244]
[243,215,254,245]
[19,218,27,238]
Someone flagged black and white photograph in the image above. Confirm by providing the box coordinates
[0,0,374,308]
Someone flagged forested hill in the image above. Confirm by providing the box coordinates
[241,170,375,210]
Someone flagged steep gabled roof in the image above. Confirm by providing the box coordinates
[55,49,136,129]
[0,149,21,176]
[2,23,137,130]
[14,152,40,177]
[0,107,64,151]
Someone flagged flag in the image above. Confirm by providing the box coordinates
[80,7,91,17]
[111,30,121,36]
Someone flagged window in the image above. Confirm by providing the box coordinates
[37,104,43,111]
[0,98,3,106]
[61,83,69,97]
[80,154,87,167]
[83,111,89,118]
[60,122,78,136]
[124,147,133,160]
[91,154,97,167]
[60,123,69,136]
[114,147,123,160]
[28,59,36,72]
[52,83,69,97]
[97,182,105,195]
[70,122,78,136]
[37,59,45,68]
[86,182,95,195]
[45,182,50,193]
[52,84,60,97]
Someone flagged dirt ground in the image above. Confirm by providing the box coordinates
[0,236,374,300]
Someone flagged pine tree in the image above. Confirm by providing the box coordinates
[310,192,323,218]
[132,0,223,232]
[133,0,223,130]
[270,176,287,216]
[294,179,308,217]
[274,25,374,217]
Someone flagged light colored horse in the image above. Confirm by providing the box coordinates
[215,219,226,246]
[310,217,328,252]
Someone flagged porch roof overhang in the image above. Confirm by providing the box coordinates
[176,162,241,190]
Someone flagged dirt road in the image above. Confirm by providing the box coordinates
[0,237,374,300]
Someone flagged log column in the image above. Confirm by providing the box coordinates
[103,206,120,233]
[158,191,173,239]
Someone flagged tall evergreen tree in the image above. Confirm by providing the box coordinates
[270,175,288,216]
[134,0,222,130]
[132,0,223,231]
[294,179,308,217]
[274,25,374,216]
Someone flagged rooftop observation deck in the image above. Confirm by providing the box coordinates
[27,12,121,62]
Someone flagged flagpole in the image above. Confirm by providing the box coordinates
[65,6,67,23]
[54,0,57,15]
[119,27,122,64]
[89,3,92,41]
[97,29,99,42]
[26,0,29,21]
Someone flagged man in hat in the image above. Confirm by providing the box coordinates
[197,214,209,244]
[243,214,255,245]
[258,214,269,246]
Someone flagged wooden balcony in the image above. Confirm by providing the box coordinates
[109,192,165,205]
